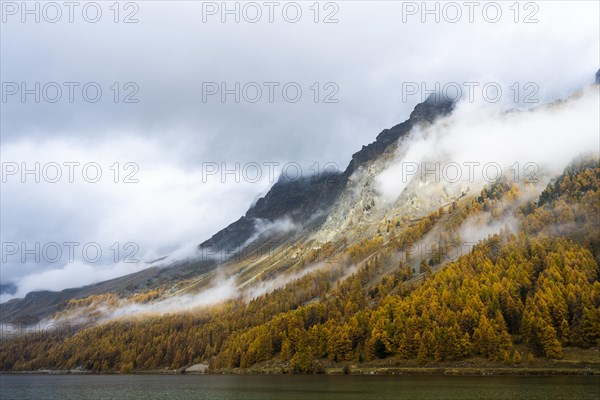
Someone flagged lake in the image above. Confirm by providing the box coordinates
[1,374,599,400]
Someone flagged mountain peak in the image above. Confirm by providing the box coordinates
[346,96,454,176]
[410,94,455,123]
[198,96,456,254]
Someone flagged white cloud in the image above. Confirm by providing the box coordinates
[0,137,274,300]
[1,1,598,300]
[376,86,600,202]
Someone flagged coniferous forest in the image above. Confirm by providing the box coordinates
[1,160,599,373]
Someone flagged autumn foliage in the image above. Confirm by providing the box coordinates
[1,159,599,372]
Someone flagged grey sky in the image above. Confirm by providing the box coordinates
[1,0,599,300]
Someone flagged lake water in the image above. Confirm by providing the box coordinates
[1,374,599,400]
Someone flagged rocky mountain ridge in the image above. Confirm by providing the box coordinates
[0,96,455,324]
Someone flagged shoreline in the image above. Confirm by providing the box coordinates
[2,366,599,376]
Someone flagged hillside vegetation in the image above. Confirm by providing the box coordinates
[1,160,599,373]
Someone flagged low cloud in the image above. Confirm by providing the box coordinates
[0,137,274,301]
[110,276,240,319]
[2,1,598,302]
[376,86,600,203]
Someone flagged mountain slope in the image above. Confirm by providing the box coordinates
[1,81,598,374]
[1,159,598,372]
[0,96,454,325]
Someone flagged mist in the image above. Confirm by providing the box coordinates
[2,0,598,300]
[376,86,600,204]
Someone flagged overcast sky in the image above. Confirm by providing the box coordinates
[1,0,599,301]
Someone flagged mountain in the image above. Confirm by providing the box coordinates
[1,95,454,325]
[198,95,455,254]
[1,78,598,373]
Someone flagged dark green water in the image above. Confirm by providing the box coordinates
[1,374,599,400]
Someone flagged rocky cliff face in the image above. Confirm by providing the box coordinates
[345,96,454,177]
[199,95,455,254]
[1,95,456,324]
[312,96,460,244]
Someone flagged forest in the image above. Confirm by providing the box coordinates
[1,159,599,373]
